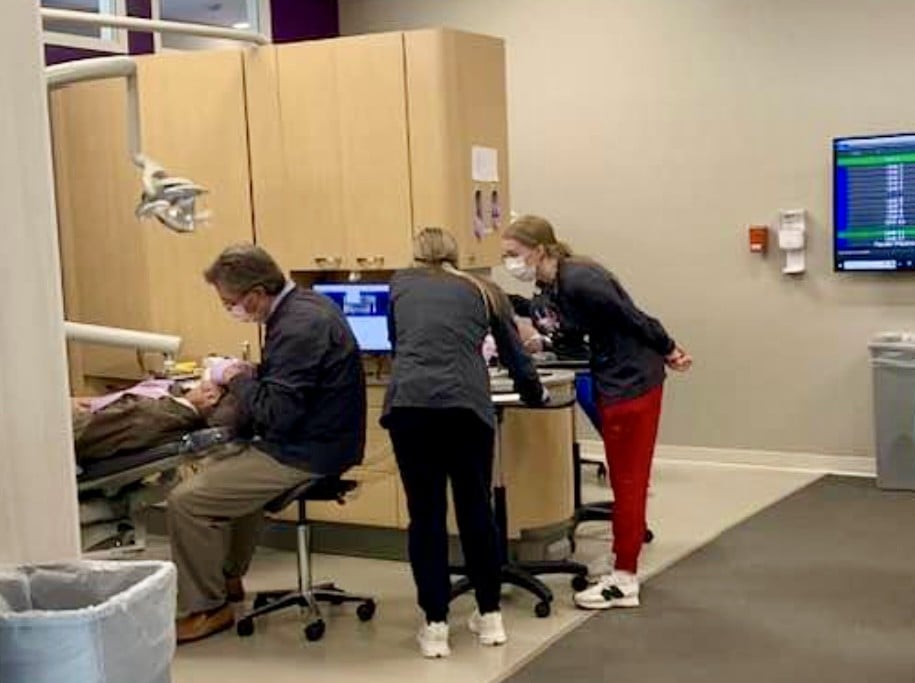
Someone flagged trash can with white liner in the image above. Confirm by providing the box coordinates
[869,332,915,490]
[0,560,176,683]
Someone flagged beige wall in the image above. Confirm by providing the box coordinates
[0,1,81,563]
[340,0,915,458]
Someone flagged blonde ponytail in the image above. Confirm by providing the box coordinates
[414,227,508,323]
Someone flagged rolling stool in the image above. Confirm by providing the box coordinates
[236,476,377,642]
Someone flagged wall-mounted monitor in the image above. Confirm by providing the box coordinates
[835,133,915,272]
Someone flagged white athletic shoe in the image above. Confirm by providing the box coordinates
[417,621,451,658]
[468,610,508,646]
[573,571,640,610]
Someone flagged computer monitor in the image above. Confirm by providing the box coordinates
[313,283,392,353]
[834,133,915,272]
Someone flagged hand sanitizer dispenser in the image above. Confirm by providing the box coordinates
[778,209,806,274]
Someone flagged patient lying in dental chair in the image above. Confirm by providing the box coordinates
[72,379,239,463]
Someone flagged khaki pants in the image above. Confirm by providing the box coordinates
[166,445,314,615]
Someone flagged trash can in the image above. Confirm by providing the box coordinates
[0,560,176,683]
[869,332,915,490]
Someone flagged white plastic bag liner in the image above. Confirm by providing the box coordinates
[0,560,176,683]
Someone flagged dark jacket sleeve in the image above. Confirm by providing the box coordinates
[488,289,545,406]
[566,265,675,356]
[228,320,330,438]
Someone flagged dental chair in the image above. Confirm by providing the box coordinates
[77,427,234,554]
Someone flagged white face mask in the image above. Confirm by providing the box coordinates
[229,303,255,323]
[503,255,537,282]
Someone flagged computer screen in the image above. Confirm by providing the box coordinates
[313,283,392,352]
[834,133,915,272]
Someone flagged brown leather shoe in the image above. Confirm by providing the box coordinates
[225,576,245,603]
[176,604,235,645]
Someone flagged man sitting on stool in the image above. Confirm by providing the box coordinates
[169,244,366,644]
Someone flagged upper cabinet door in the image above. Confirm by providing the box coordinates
[136,50,259,363]
[405,29,509,269]
[270,41,348,270]
[252,35,414,273]
[335,33,413,271]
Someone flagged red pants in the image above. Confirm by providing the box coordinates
[598,385,663,573]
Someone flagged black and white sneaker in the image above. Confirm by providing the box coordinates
[573,571,640,610]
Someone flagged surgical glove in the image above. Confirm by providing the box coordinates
[482,334,498,364]
[208,358,242,385]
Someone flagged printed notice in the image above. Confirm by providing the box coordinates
[472,146,499,182]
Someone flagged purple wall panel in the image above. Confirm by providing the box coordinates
[45,44,113,66]
[126,0,154,55]
[270,0,339,43]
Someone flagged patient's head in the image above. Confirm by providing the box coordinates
[183,380,225,416]
[182,380,243,430]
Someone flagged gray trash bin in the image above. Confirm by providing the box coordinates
[0,560,176,683]
[869,332,915,490]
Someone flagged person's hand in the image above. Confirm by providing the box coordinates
[482,334,498,364]
[71,397,92,412]
[665,345,693,372]
[209,358,253,385]
[221,362,254,385]
[523,334,545,354]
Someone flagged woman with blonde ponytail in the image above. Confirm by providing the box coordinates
[380,227,545,658]
[503,214,692,612]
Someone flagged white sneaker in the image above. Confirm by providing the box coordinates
[573,571,640,610]
[468,610,507,646]
[417,621,450,658]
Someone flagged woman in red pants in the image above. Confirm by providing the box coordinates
[502,215,692,609]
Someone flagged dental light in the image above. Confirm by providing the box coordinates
[46,57,209,234]
[134,154,209,234]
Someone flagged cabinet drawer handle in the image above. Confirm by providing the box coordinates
[314,256,343,267]
[356,256,385,268]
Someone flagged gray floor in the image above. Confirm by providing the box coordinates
[506,476,915,683]
[157,461,821,683]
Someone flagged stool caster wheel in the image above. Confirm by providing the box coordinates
[644,529,655,543]
[534,601,551,618]
[357,600,376,622]
[305,619,325,642]
[571,575,589,592]
[236,618,255,637]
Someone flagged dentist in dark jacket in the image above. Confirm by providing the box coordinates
[382,228,546,658]
[169,243,366,644]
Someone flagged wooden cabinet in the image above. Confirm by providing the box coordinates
[51,50,259,382]
[248,33,413,272]
[405,29,510,270]
[246,28,509,272]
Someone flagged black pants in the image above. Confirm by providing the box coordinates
[387,408,501,623]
